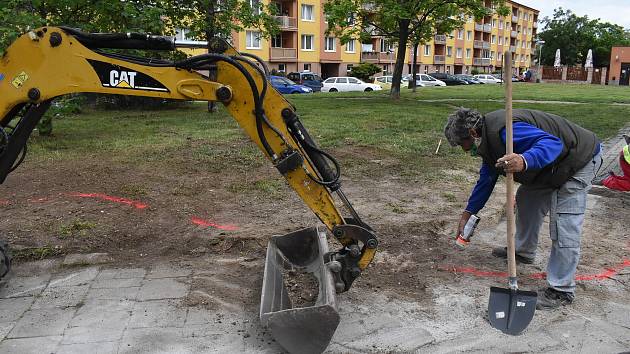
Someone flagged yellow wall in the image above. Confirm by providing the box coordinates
[298,0,320,63]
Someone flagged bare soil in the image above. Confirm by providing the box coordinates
[1,142,628,311]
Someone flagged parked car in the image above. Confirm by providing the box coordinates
[373,75,410,90]
[322,77,382,92]
[454,74,483,84]
[269,76,313,94]
[286,72,323,92]
[474,74,503,84]
[428,72,468,85]
[404,74,446,87]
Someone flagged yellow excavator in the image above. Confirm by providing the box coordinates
[0,27,378,353]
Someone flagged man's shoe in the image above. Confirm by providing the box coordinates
[536,287,574,310]
[491,247,535,264]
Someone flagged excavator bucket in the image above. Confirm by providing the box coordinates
[260,227,340,354]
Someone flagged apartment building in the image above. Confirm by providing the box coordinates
[179,0,538,78]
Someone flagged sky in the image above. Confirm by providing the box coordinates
[518,0,630,29]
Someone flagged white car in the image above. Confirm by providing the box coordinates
[405,74,446,87]
[474,74,502,84]
[322,77,382,92]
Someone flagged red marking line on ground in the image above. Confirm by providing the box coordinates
[68,193,148,209]
[191,216,239,231]
[27,197,50,203]
[440,260,630,282]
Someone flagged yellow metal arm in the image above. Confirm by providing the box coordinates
[0,27,377,291]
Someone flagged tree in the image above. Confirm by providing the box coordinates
[349,62,382,81]
[538,8,630,67]
[324,0,508,99]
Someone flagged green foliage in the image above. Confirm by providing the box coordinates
[323,0,509,98]
[538,8,630,67]
[471,68,480,75]
[58,220,97,239]
[349,62,382,81]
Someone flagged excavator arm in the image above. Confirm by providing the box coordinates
[1,27,377,353]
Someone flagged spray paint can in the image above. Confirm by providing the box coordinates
[455,214,480,248]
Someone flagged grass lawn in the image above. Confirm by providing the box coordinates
[27,83,630,181]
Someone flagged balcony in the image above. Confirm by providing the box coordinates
[273,16,297,30]
[483,24,492,33]
[512,15,519,22]
[434,55,445,64]
[510,30,518,38]
[361,51,395,63]
[533,22,538,29]
[434,35,447,44]
[270,47,297,60]
[475,23,483,31]
[509,45,516,53]
[473,58,491,66]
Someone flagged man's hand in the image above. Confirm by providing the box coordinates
[457,211,472,237]
[496,153,525,173]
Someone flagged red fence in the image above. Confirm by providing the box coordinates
[542,66,562,80]
[566,67,588,81]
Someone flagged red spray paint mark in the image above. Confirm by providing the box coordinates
[440,260,630,282]
[0,199,10,206]
[28,197,50,203]
[191,216,239,231]
[68,193,148,209]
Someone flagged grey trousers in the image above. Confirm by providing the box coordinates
[514,150,603,294]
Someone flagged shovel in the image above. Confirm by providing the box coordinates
[488,51,537,335]
[260,226,340,354]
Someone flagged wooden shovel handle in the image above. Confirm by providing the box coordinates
[504,51,517,279]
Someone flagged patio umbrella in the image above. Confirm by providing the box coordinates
[585,49,593,68]
[554,49,561,68]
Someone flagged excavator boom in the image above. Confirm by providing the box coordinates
[0,27,378,353]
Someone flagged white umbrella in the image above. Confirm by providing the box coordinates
[585,49,593,68]
[554,49,561,68]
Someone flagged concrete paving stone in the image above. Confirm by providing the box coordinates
[184,307,214,325]
[146,264,193,279]
[128,299,187,328]
[9,307,76,338]
[137,278,189,301]
[86,286,140,301]
[0,297,35,322]
[340,326,435,352]
[56,341,118,354]
[0,275,50,298]
[61,326,126,345]
[0,322,15,341]
[97,268,147,280]
[0,335,62,354]
[48,267,100,288]
[69,308,131,329]
[604,301,630,328]
[92,277,144,289]
[31,284,90,309]
[76,298,135,314]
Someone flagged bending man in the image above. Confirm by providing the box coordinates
[444,108,602,309]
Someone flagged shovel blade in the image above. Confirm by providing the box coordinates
[488,286,537,335]
[260,227,340,354]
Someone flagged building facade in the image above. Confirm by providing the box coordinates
[181,0,538,78]
[609,47,630,86]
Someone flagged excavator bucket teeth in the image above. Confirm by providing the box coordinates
[260,227,340,354]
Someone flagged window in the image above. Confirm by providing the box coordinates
[522,41,525,48]
[249,0,261,15]
[346,64,353,73]
[447,46,452,57]
[301,4,313,21]
[301,35,314,50]
[499,21,503,30]
[456,48,463,58]
[382,64,388,74]
[492,19,497,27]
[490,51,494,59]
[271,34,282,48]
[324,78,335,84]
[345,40,355,53]
[466,48,471,59]
[380,40,393,53]
[424,45,430,56]
[491,35,496,44]
[336,78,347,83]
[348,77,360,84]
[303,63,311,71]
[467,31,472,41]
[325,37,335,52]
[246,31,261,49]
[278,64,286,73]
[457,30,463,39]
[499,37,503,45]
[498,53,503,61]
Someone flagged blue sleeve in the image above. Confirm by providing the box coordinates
[465,163,499,214]
[500,122,563,170]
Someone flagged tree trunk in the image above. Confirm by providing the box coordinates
[411,42,419,93]
[390,19,410,100]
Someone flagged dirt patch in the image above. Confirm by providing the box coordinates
[282,268,319,308]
